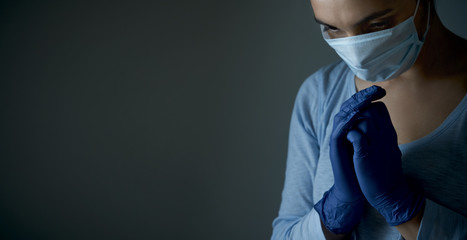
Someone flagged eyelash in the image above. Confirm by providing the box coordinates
[369,21,389,29]
[321,20,391,34]
[321,25,339,32]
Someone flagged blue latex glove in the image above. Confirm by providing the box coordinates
[314,86,386,234]
[346,99,425,226]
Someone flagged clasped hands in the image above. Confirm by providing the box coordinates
[315,86,425,234]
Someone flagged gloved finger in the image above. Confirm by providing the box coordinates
[353,116,375,135]
[356,102,397,141]
[340,86,386,115]
[346,128,369,158]
[347,127,380,186]
[333,86,386,137]
[356,102,391,122]
[368,101,393,127]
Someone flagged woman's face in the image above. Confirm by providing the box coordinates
[311,0,418,38]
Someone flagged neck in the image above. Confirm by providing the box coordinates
[407,12,467,81]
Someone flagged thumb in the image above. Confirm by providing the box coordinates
[346,129,369,158]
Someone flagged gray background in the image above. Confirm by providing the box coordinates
[1,0,465,239]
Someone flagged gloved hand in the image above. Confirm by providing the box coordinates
[314,86,386,234]
[346,100,425,226]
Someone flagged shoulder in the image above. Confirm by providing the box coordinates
[296,61,352,104]
[294,61,353,116]
[291,60,354,136]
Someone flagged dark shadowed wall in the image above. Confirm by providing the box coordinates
[1,0,465,239]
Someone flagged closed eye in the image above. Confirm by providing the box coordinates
[369,21,390,30]
[366,16,396,32]
[321,25,339,32]
[314,17,341,33]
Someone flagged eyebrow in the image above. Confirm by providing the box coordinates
[314,8,394,28]
[314,16,335,28]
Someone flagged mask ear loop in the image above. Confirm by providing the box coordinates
[421,1,431,41]
[413,0,421,16]
[413,0,431,41]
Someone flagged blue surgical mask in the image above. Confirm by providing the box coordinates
[321,0,430,82]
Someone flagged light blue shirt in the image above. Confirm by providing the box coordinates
[271,61,467,239]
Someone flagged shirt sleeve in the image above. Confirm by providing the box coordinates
[416,199,467,239]
[271,75,326,240]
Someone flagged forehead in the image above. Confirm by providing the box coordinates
[311,0,406,26]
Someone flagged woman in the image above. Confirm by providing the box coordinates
[271,0,467,239]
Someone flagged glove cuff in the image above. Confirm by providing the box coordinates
[373,184,426,226]
[314,188,364,234]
